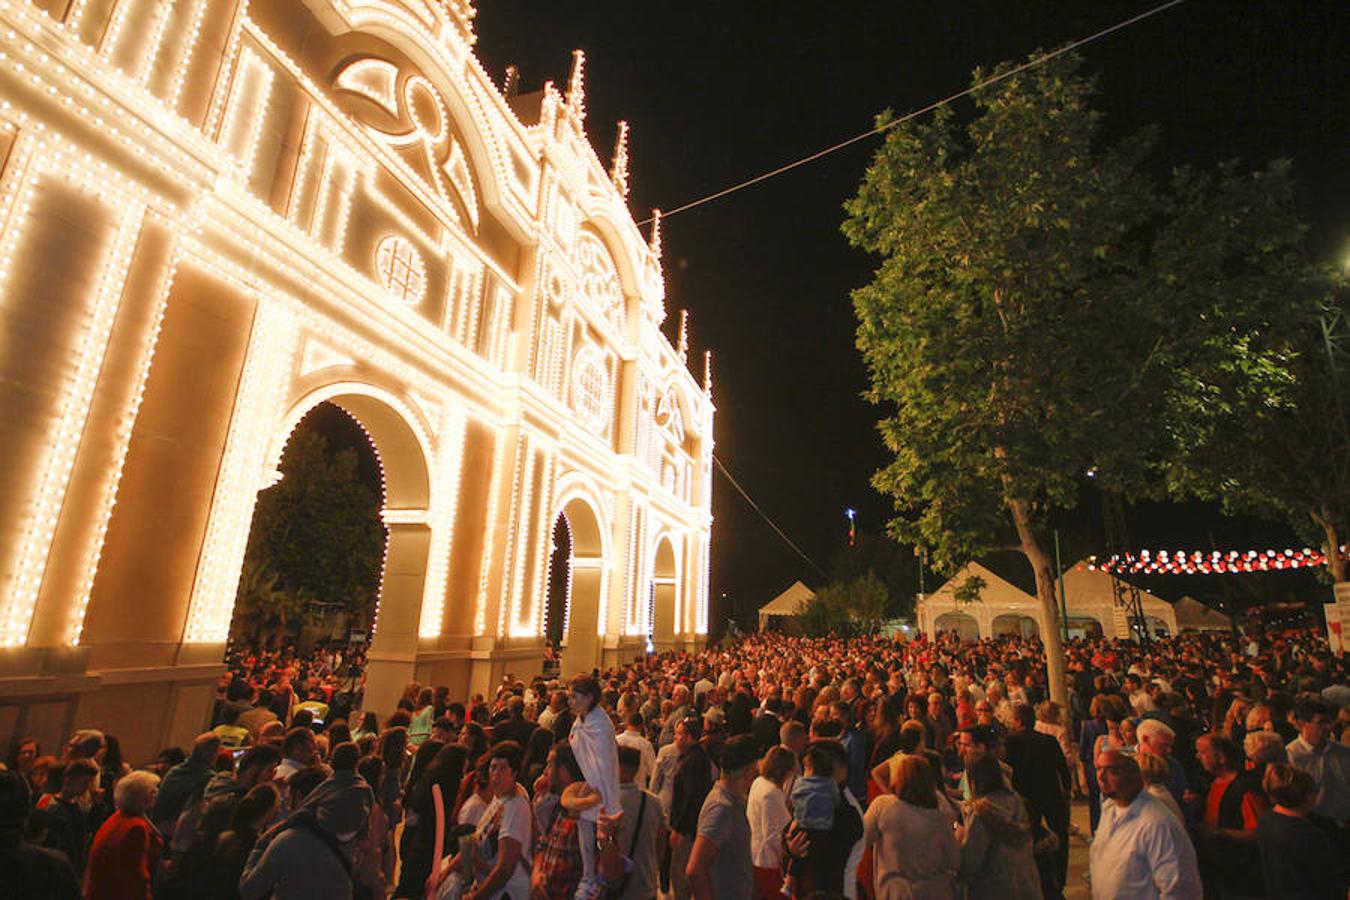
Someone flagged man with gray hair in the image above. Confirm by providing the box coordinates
[659,685,693,747]
[1133,718,1189,811]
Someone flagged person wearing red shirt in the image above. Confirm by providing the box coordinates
[84,771,163,900]
[1195,733,1266,900]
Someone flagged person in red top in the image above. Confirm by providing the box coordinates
[1195,733,1266,900]
[84,770,163,900]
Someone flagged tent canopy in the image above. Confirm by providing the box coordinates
[758,580,815,630]
[1173,596,1234,631]
[930,561,1035,606]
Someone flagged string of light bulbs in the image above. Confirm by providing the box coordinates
[1088,546,1345,576]
[639,0,1186,227]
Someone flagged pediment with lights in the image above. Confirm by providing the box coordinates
[332,55,480,230]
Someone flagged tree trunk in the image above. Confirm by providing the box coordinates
[1007,496,1070,711]
[1312,508,1345,583]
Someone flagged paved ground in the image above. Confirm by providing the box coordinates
[1065,800,1093,899]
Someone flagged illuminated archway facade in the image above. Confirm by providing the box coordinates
[0,0,713,763]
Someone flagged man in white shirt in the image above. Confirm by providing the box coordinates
[1089,749,1201,899]
[616,712,657,789]
[537,690,566,733]
[1285,698,1350,825]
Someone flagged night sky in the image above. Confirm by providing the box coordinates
[469,2,1346,630]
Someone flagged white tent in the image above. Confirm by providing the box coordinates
[915,559,1179,640]
[1173,596,1234,632]
[758,580,815,631]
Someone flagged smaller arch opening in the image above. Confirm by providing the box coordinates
[650,536,678,653]
[934,611,979,641]
[992,613,1040,639]
[543,496,606,677]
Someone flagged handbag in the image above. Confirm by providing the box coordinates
[604,790,648,898]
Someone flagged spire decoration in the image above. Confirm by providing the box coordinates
[539,81,559,131]
[677,309,689,362]
[611,121,630,199]
[703,350,713,394]
[503,65,519,98]
[566,50,586,126]
[649,209,662,260]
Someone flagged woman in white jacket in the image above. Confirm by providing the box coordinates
[567,675,622,899]
[748,747,795,899]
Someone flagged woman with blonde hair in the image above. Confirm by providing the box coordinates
[1137,752,1184,823]
[863,754,959,899]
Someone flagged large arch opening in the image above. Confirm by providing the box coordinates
[227,402,386,653]
[651,536,678,654]
[992,613,1040,639]
[934,611,979,641]
[543,495,605,677]
[1066,615,1104,639]
[230,385,433,718]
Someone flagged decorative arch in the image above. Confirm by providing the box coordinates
[306,1,515,232]
[268,381,435,512]
[650,531,679,652]
[261,381,436,717]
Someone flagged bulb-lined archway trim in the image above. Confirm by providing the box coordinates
[649,532,679,652]
[548,473,610,676]
[268,381,434,513]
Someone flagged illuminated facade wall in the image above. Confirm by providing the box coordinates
[0,0,713,761]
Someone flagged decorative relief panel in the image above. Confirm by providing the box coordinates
[333,56,480,230]
[570,345,610,436]
[573,231,624,334]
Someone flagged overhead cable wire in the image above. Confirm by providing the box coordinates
[639,0,1185,226]
[713,453,829,580]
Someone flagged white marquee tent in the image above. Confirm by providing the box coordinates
[916,559,1180,640]
[758,580,815,631]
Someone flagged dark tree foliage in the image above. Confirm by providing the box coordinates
[842,50,1319,704]
[233,422,385,643]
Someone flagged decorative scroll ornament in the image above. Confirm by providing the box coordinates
[334,56,479,229]
[573,231,625,332]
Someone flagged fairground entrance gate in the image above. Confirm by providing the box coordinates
[0,0,712,763]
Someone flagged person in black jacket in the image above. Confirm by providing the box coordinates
[1004,703,1070,899]
[1256,763,1344,900]
[0,770,80,900]
[41,758,98,876]
[669,717,714,898]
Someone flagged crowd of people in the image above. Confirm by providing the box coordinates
[2,624,1348,900]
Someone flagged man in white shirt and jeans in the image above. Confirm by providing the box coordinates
[1089,748,1201,899]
